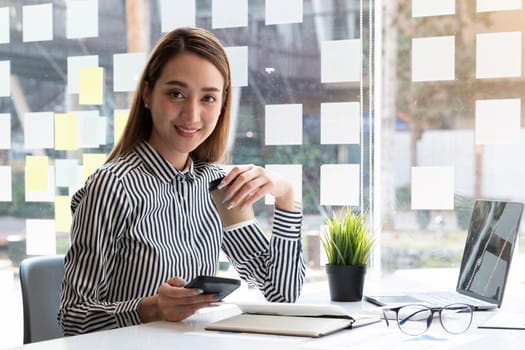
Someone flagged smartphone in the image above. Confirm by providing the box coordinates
[185,275,241,300]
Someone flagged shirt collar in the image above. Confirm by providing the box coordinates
[135,141,196,183]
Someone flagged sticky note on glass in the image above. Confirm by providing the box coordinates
[55,196,72,233]
[264,164,302,205]
[26,219,56,256]
[114,109,129,144]
[25,156,49,192]
[412,0,455,17]
[0,7,9,44]
[265,104,302,145]
[75,110,101,148]
[412,36,455,82]
[0,166,12,201]
[225,46,248,87]
[55,159,80,188]
[476,32,521,79]
[24,112,54,149]
[67,55,99,94]
[66,0,98,39]
[321,39,361,83]
[475,99,521,144]
[113,52,146,92]
[321,102,360,144]
[0,60,10,97]
[82,153,106,181]
[265,0,303,24]
[477,0,521,12]
[160,0,195,32]
[320,164,360,206]
[212,0,247,28]
[79,67,103,105]
[55,113,78,150]
[23,3,53,42]
[411,166,454,210]
[0,113,10,149]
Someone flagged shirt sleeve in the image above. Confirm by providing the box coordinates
[58,169,141,336]
[221,205,305,302]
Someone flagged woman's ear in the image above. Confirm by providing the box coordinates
[142,81,151,108]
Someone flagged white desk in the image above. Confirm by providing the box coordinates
[7,295,525,350]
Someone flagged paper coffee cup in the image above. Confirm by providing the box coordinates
[209,177,255,230]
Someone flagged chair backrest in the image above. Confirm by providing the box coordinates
[19,255,65,344]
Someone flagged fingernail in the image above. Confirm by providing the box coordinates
[217,182,226,190]
[195,288,204,295]
[221,195,229,203]
[227,202,235,210]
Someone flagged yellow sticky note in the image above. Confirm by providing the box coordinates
[114,110,129,144]
[25,156,49,192]
[82,153,106,181]
[79,67,103,105]
[55,195,72,232]
[55,113,78,150]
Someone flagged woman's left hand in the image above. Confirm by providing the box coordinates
[219,165,296,212]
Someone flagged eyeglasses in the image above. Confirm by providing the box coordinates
[382,303,473,336]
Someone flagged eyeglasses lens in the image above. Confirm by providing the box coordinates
[397,305,432,336]
[440,304,473,334]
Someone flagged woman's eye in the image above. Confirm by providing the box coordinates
[202,95,217,103]
[169,91,184,99]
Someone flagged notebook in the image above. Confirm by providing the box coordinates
[365,200,524,310]
[205,302,381,338]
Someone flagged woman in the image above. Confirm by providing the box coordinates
[58,27,305,335]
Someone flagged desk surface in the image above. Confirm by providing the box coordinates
[8,287,525,350]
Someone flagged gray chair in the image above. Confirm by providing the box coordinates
[19,255,65,344]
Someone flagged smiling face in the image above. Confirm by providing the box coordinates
[143,52,225,169]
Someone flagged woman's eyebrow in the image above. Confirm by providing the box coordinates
[164,80,221,92]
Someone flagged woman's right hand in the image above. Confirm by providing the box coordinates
[139,276,219,323]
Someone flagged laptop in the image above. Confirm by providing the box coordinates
[365,200,524,310]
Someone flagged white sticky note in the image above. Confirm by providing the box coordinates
[113,52,146,92]
[476,99,521,144]
[412,36,455,82]
[320,164,360,206]
[225,46,248,87]
[26,166,55,203]
[160,0,195,32]
[97,116,107,145]
[477,0,521,12]
[265,104,302,145]
[23,3,53,42]
[24,112,54,149]
[320,102,360,144]
[0,113,10,149]
[212,0,247,28]
[321,39,361,83]
[75,111,105,148]
[411,166,454,210]
[476,32,522,79]
[264,164,302,205]
[66,0,98,39]
[265,0,303,25]
[412,0,455,17]
[67,55,99,94]
[0,7,9,44]
[0,166,12,201]
[26,219,56,256]
[55,159,80,188]
[0,60,10,97]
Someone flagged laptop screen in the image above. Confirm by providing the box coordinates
[457,200,524,306]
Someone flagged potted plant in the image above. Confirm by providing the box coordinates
[320,207,376,301]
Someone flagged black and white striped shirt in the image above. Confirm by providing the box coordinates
[58,141,305,335]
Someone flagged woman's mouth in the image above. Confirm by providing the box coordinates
[175,125,199,137]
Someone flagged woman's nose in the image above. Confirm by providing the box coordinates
[181,98,200,121]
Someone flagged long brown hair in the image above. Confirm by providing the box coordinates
[107,27,232,163]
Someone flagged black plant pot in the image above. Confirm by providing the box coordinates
[325,264,366,302]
